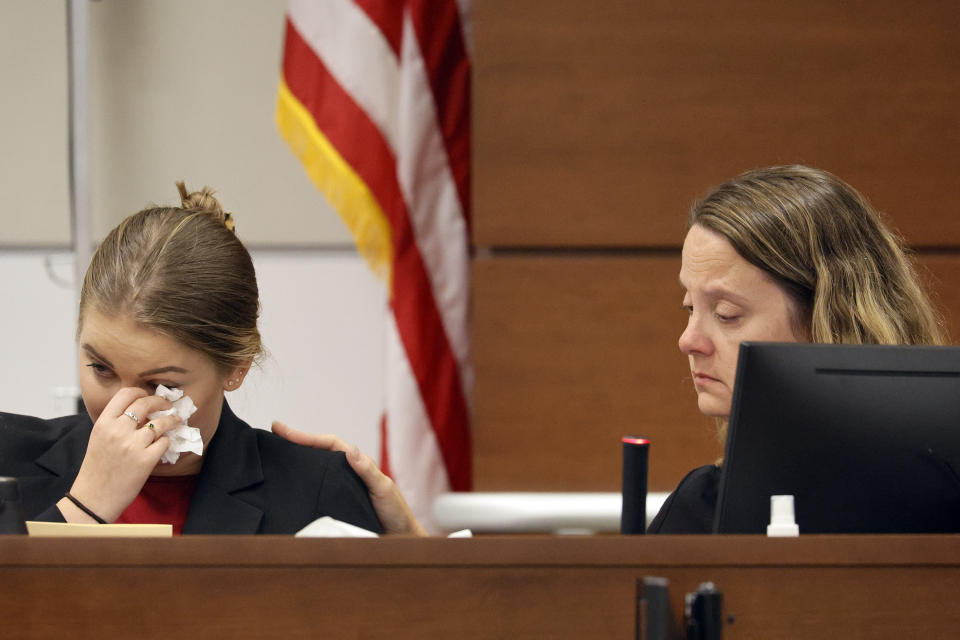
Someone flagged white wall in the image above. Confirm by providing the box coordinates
[0,251,78,414]
[0,1,70,245]
[0,0,354,248]
[86,0,354,245]
[233,250,386,455]
[0,250,387,456]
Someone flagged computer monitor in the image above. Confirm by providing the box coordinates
[714,342,960,534]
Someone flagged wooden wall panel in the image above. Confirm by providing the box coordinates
[472,254,960,492]
[473,0,960,248]
[472,254,717,492]
[918,255,960,341]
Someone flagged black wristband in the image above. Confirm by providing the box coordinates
[64,492,107,524]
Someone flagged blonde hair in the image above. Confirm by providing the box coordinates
[78,182,262,372]
[691,165,946,346]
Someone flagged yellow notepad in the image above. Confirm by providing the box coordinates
[26,521,172,537]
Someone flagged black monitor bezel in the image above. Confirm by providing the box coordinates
[714,342,960,534]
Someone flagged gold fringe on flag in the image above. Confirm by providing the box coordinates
[276,78,393,282]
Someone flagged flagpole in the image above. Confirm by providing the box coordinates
[66,0,91,413]
[67,0,92,304]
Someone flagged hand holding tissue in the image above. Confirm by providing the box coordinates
[149,385,203,464]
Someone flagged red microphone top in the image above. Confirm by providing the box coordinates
[621,437,650,445]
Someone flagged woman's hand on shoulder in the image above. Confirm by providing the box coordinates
[62,388,181,523]
[271,420,429,537]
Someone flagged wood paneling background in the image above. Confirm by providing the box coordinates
[471,1,960,492]
[472,254,715,491]
[473,0,960,248]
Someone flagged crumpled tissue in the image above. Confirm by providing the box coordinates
[149,385,203,464]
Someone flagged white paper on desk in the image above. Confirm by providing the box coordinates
[26,521,172,537]
[295,516,380,538]
[295,517,474,538]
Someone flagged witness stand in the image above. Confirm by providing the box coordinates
[1,535,957,638]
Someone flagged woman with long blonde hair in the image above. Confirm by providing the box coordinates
[649,164,945,532]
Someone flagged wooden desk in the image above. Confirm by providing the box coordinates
[1,535,957,639]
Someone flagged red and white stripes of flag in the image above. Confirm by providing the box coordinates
[277,0,472,532]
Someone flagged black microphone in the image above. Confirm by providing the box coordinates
[621,437,649,534]
[0,477,28,535]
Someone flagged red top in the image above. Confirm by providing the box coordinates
[115,475,199,536]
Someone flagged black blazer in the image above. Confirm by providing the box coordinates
[646,464,719,534]
[0,402,382,534]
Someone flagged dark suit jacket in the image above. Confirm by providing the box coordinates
[646,464,719,534]
[0,402,382,534]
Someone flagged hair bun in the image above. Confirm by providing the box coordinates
[176,181,235,232]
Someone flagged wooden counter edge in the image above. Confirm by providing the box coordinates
[1,534,958,568]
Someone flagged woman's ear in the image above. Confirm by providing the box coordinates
[223,361,252,392]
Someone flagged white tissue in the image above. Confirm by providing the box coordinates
[149,385,203,464]
[295,516,380,538]
[295,516,473,538]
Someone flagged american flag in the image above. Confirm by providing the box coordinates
[276,0,472,532]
